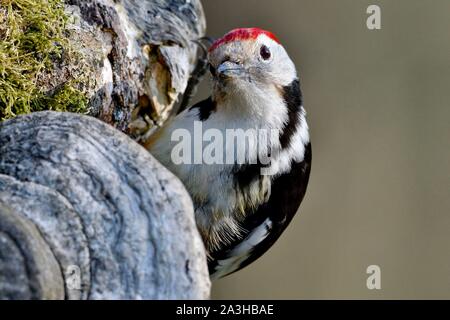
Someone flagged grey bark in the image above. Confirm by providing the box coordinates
[0,204,64,299]
[0,111,210,299]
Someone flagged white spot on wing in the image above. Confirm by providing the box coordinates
[211,218,273,280]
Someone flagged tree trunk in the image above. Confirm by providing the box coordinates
[0,111,210,299]
[0,0,210,299]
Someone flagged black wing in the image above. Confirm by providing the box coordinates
[209,143,312,279]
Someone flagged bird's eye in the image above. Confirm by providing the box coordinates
[260,45,271,60]
[209,64,216,77]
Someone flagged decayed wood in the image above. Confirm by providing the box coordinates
[0,111,210,299]
[55,0,206,138]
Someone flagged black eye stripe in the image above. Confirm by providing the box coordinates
[260,45,271,60]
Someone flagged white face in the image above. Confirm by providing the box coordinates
[208,34,297,103]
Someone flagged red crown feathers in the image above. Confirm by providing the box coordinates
[209,28,280,52]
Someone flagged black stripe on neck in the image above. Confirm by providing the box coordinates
[279,79,302,149]
[189,97,217,121]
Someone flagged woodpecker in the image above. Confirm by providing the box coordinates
[147,28,311,279]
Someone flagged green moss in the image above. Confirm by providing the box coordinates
[33,82,88,113]
[0,0,88,120]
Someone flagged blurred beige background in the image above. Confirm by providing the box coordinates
[196,0,450,299]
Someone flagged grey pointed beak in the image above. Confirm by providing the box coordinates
[217,61,245,78]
